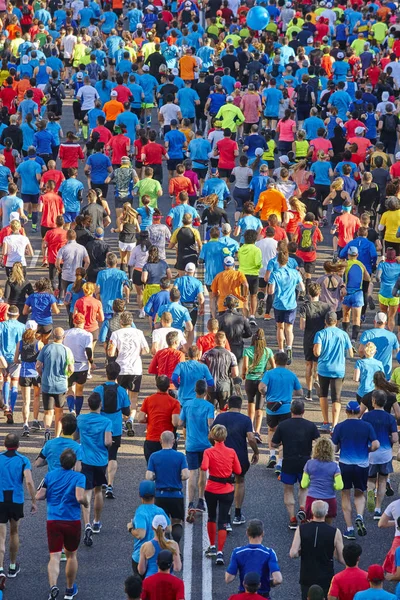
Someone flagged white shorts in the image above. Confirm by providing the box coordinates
[119,241,136,252]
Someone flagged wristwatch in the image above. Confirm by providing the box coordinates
[128,525,133,533]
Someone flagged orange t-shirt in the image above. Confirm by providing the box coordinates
[169,176,194,205]
[179,55,196,80]
[211,269,247,312]
[74,296,103,332]
[255,189,287,221]
[140,392,181,441]
[16,79,30,102]
[103,99,124,122]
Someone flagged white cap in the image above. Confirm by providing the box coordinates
[326,2,332,7]
[77,72,83,80]
[22,56,29,64]
[25,320,38,331]
[375,312,387,324]
[111,90,118,96]
[255,147,264,156]
[337,51,345,59]
[355,126,365,135]
[320,0,326,5]
[395,152,400,160]
[142,65,150,72]
[307,37,313,44]
[152,514,168,529]
[224,256,235,266]
[10,211,20,222]
[172,68,179,76]
[185,262,196,272]
[226,95,233,102]
[279,155,289,164]
[147,4,154,9]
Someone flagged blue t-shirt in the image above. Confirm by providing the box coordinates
[304,116,325,140]
[164,129,186,159]
[314,326,352,378]
[359,328,399,378]
[362,410,397,465]
[132,504,170,562]
[140,73,158,104]
[263,87,283,117]
[395,547,400,600]
[37,343,73,394]
[249,175,269,204]
[177,88,200,119]
[167,204,199,231]
[115,111,139,143]
[21,123,37,152]
[171,360,214,404]
[93,382,131,437]
[202,178,230,207]
[44,468,86,521]
[96,268,129,315]
[188,138,212,169]
[237,216,262,244]
[174,274,203,303]
[137,206,154,231]
[16,160,41,195]
[261,367,302,414]
[270,265,302,311]
[243,134,267,158]
[227,544,280,596]
[58,178,84,213]
[0,195,23,225]
[147,449,188,498]
[377,261,400,299]
[158,302,191,331]
[179,399,214,452]
[355,357,384,397]
[0,166,11,192]
[310,161,332,185]
[0,319,25,363]
[86,152,112,185]
[331,418,376,468]
[41,437,82,471]
[0,450,30,503]
[101,11,118,33]
[354,588,396,600]
[25,292,56,325]
[77,412,113,467]
[199,240,229,285]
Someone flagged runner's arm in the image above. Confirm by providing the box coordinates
[24,469,37,513]
[145,469,155,480]
[289,527,301,558]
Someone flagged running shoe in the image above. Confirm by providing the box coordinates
[257,294,265,316]
[361,315,366,323]
[368,296,376,310]
[126,420,135,437]
[0,571,5,590]
[48,586,59,599]
[367,490,375,513]
[374,509,382,521]
[5,411,13,425]
[32,420,42,431]
[225,521,232,533]
[205,545,217,557]
[386,480,395,496]
[196,499,206,512]
[297,509,306,522]
[31,224,37,232]
[254,432,262,444]
[232,514,246,525]
[7,563,20,578]
[27,213,32,220]
[92,521,102,534]
[215,551,224,566]
[44,430,51,443]
[305,390,312,400]
[319,423,331,434]
[286,347,292,365]
[105,486,115,499]
[139,309,146,319]
[249,315,257,326]
[288,518,298,530]
[22,424,30,437]
[60,551,66,562]
[64,584,78,600]
[343,528,356,540]
[263,313,272,321]
[355,514,367,537]
[83,524,93,547]
[275,464,282,476]
[266,455,276,468]
[314,380,321,397]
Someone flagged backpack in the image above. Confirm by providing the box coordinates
[102,383,119,414]
[21,4,31,15]
[297,83,311,104]
[87,62,101,81]
[299,224,316,252]
[382,113,397,134]
[49,82,61,102]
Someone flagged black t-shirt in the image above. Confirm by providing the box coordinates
[193,81,211,106]
[81,203,107,232]
[159,83,178,105]
[217,310,252,347]
[298,300,330,345]
[362,393,397,413]
[222,54,237,73]
[155,19,168,37]
[271,417,320,473]
[213,411,253,468]
[367,227,379,244]
[202,346,236,383]
[4,280,34,306]
[86,239,111,271]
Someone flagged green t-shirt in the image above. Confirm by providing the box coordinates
[391,366,400,403]
[135,178,162,208]
[243,346,273,380]
[238,244,262,276]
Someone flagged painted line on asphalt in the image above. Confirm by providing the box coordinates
[202,511,212,600]
[30,249,41,269]
[183,479,193,600]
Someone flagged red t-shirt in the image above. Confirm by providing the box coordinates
[334,213,361,247]
[43,227,67,264]
[366,65,381,86]
[31,87,44,109]
[344,120,366,139]
[216,138,238,170]
[347,136,372,161]
[295,221,323,262]
[0,87,17,114]
[0,225,25,244]
[272,225,287,241]
[196,332,231,355]
[141,572,184,600]
[142,142,166,165]
[74,296,102,332]
[40,192,64,228]
[390,162,400,178]
[148,347,185,380]
[201,441,242,494]
[229,594,267,600]
[59,142,84,169]
[107,134,130,165]
[328,567,369,600]
[140,392,181,441]
[92,126,112,145]
[113,84,131,104]
[41,169,65,192]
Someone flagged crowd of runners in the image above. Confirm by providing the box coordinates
[0,0,399,599]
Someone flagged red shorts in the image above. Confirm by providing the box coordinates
[305,496,337,520]
[47,520,81,553]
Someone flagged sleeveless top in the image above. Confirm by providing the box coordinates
[119,222,137,243]
[145,540,161,578]
[20,340,40,378]
[299,521,335,586]
[36,65,49,85]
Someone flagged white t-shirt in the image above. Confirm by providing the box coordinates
[152,326,186,351]
[63,328,93,372]
[77,85,100,110]
[256,237,278,277]
[160,103,181,126]
[4,234,30,267]
[384,500,400,537]
[62,35,77,59]
[110,328,149,375]
[71,0,84,19]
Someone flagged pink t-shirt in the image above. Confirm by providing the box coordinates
[241,93,261,123]
[277,119,296,142]
[184,170,199,195]
[309,137,333,161]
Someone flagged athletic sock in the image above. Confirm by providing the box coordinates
[207,522,216,546]
[66,395,75,412]
[171,524,183,545]
[217,529,227,552]
[352,325,360,341]
[32,211,38,225]
[342,321,349,332]
[9,564,15,569]
[75,396,84,415]
[9,386,18,411]
[2,381,9,405]
[235,508,241,518]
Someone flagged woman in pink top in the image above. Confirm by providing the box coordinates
[183,159,200,206]
[240,85,262,132]
[276,109,296,154]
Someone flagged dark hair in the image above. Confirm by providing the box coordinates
[343,542,362,567]
[106,361,121,380]
[244,229,258,244]
[228,395,242,409]
[60,449,76,470]
[4,433,19,449]
[124,576,142,599]
[246,519,264,538]
[291,399,305,415]
[274,351,288,366]
[195,380,207,396]
[156,375,170,392]
[61,414,77,436]
[88,392,101,411]
[307,585,325,600]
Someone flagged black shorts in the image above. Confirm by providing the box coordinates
[167,158,183,172]
[237,462,250,477]
[155,496,185,521]
[318,375,343,402]
[304,261,316,275]
[209,381,230,410]
[0,501,24,523]
[243,122,258,134]
[42,392,66,410]
[19,375,40,387]
[37,324,53,335]
[132,269,143,286]
[108,435,121,461]
[117,374,142,393]
[340,462,369,491]
[193,167,208,180]
[81,463,107,490]
[68,371,88,387]
[245,274,259,295]
[266,411,291,429]
[218,168,232,179]
[304,337,318,362]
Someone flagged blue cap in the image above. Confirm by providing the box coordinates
[346,400,360,413]
[210,167,218,175]
[348,246,358,255]
[139,480,155,497]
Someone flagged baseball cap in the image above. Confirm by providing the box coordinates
[185,262,196,272]
[227,95,233,102]
[121,156,131,164]
[221,223,231,233]
[170,119,178,126]
[395,152,400,160]
[111,90,118,97]
[157,550,173,570]
[244,572,261,586]
[142,65,150,71]
[279,155,289,164]
[171,68,179,75]
[9,212,20,222]
[139,480,155,498]
[22,56,29,64]
[152,514,168,530]
[224,256,235,266]
[147,4,154,9]
[355,126,364,135]
[348,246,359,255]
[337,51,345,59]
[214,120,222,127]
[77,72,83,80]
[210,167,218,175]
[255,147,264,156]
[234,82,241,88]
[307,37,314,44]
[368,565,384,582]
[375,312,387,324]
[25,320,38,331]
[346,400,361,413]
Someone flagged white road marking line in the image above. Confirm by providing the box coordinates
[29,250,41,268]
[202,511,212,600]
[183,479,193,600]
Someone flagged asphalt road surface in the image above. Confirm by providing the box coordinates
[2,100,399,600]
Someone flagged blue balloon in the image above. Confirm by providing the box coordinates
[246,6,270,30]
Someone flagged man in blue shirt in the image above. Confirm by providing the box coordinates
[58,168,84,224]
[146,430,189,545]
[15,149,42,230]
[171,345,214,405]
[0,433,36,579]
[303,109,326,140]
[314,311,353,432]
[226,519,282,595]
[173,263,204,327]
[96,253,130,343]
[77,392,112,547]
[201,168,230,208]
[36,413,82,472]
[332,401,379,540]
[359,313,399,377]
[84,142,113,196]
[164,120,187,178]
[262,79,283,129]
[115,104,140,144]
[93,362,131,499]
[328,81,352,121]
[36,448,87,600]
[199,228,231,290]
[0,306,25,422]
[157,288,194,343]
[188,131,212,184]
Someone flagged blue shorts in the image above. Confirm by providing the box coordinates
[340,462,369,491]
[280,472,303,485]
[274,308,297,324]
[98,315,112,343]
[21,193,39,205]
[63,211,79,224]
[186,450,205,470]
[342,290,364,308]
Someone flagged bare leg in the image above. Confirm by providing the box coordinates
[93,486,103,522]
[283,484,295,519]
[247,402,255,425]
[107,460,117,488]
[48,552,61,587]
[298,486,307,510]
[33,385,40,420]
[376,474,387,511]
[9,520,19,564]
[54,407,63,437]
[332,402,341,428]
[43,409,54,430]
[354,489,366,517]
[198,469,207,499]
[188,469,198,504]
[65,550,78,589]
[284,323,294,348]
[341,489,353,528]
[234,475,245,510]
[21,386,31,425]
[319,396,329,423]
[82,489,93,525]
[276,323,285,351]
[255,409,263,434]
[0,524,6,569]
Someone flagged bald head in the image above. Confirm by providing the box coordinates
[160,431,175,447]
[53,327,64,341]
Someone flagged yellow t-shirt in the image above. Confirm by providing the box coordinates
[380,209,400,243]
[391,366,400,403]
